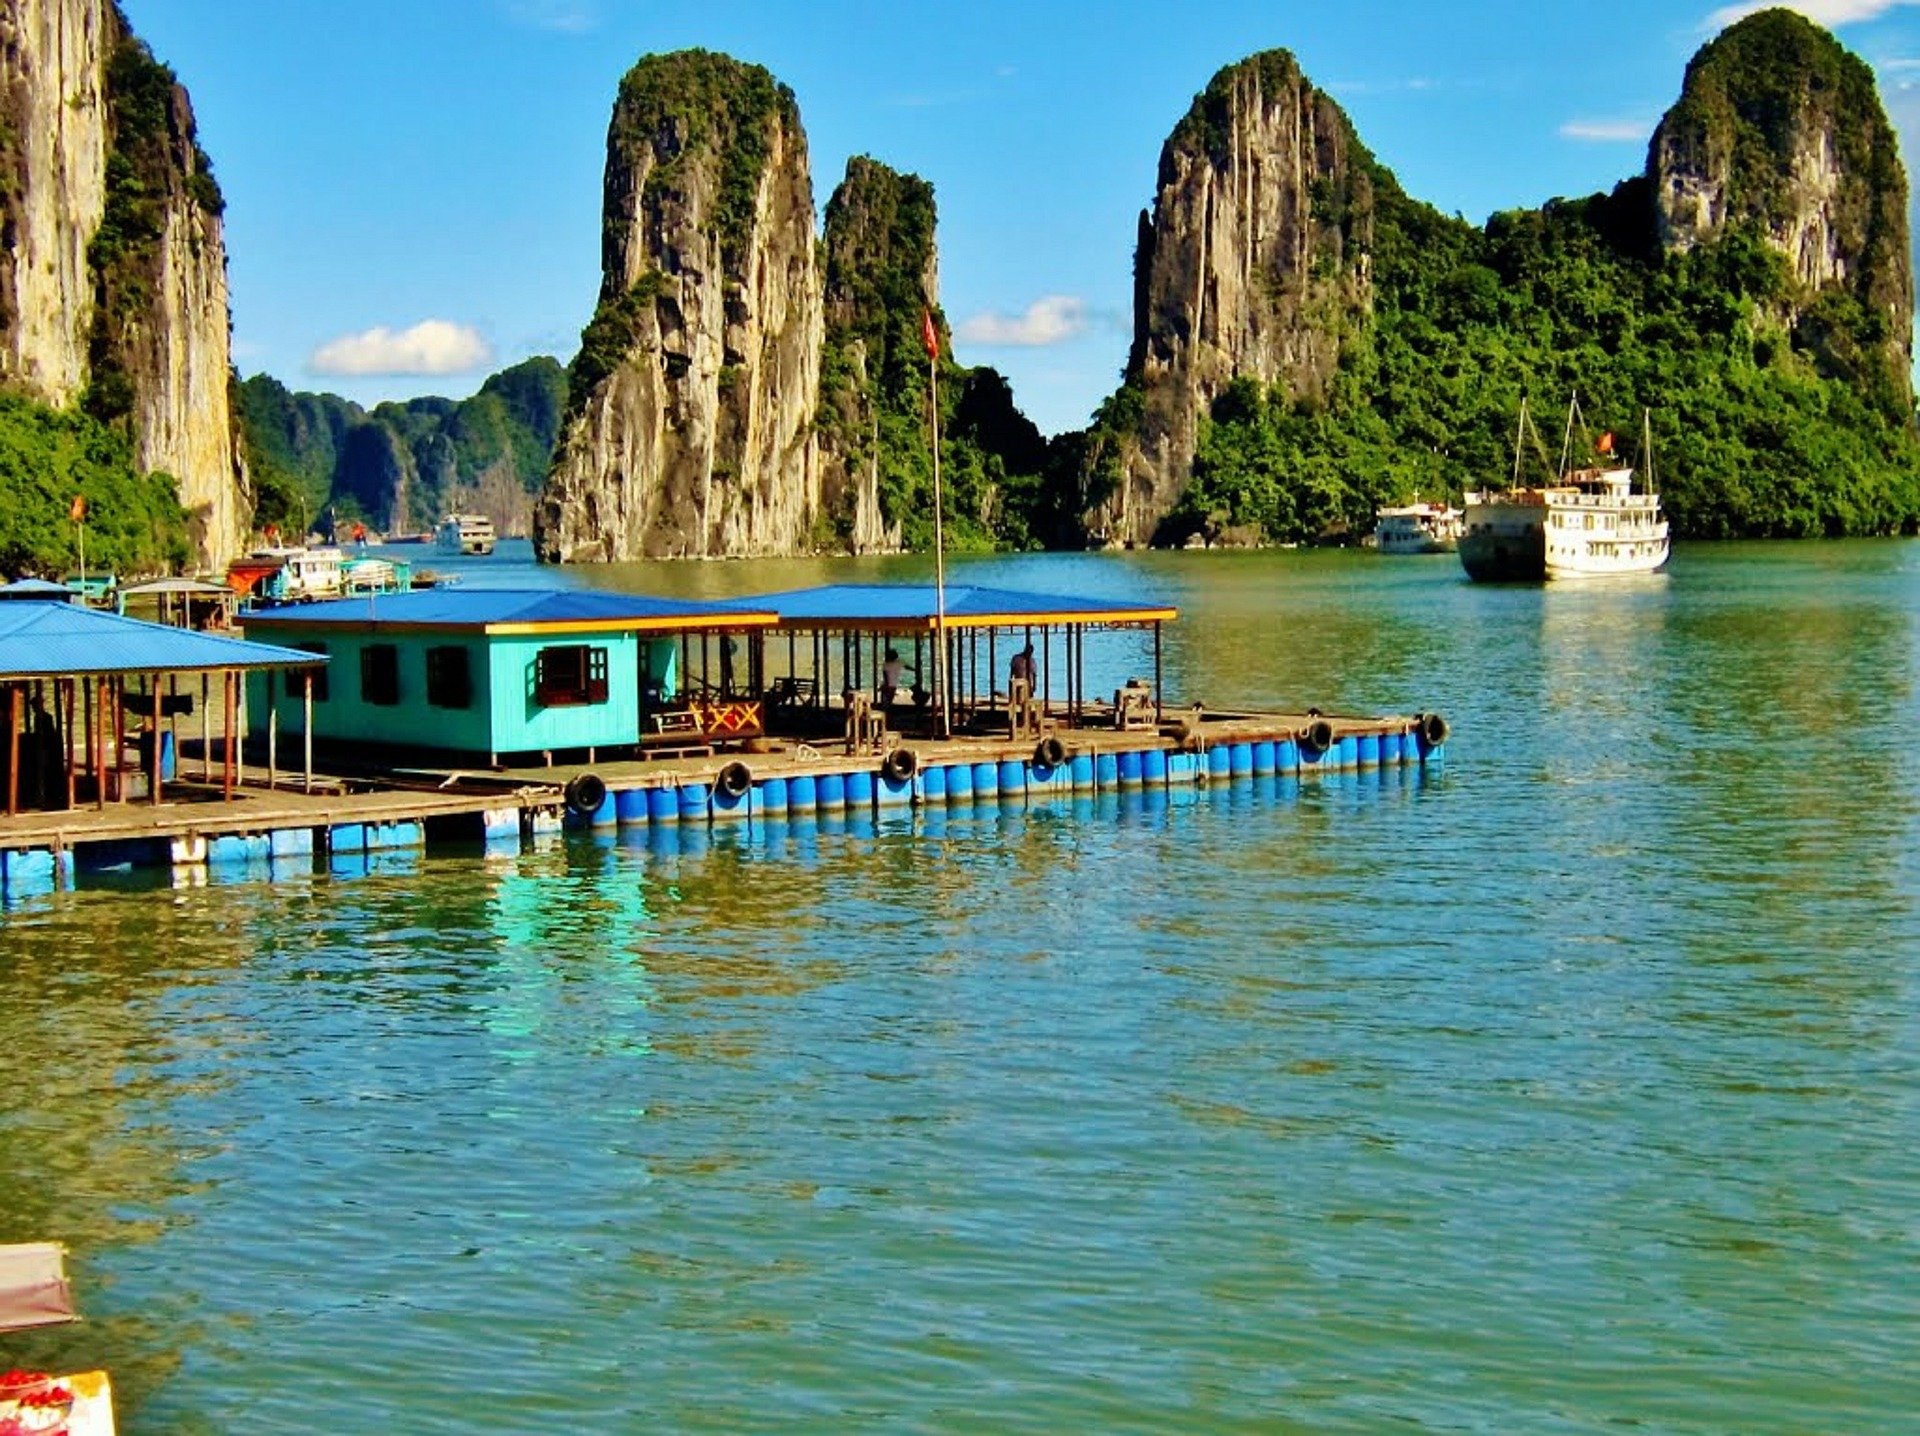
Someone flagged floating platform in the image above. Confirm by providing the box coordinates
[0,709,1445,901]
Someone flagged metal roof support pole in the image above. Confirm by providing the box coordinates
[1042,627,1051,724]
[201,674,212,783]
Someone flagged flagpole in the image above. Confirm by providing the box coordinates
[926,313,950,740]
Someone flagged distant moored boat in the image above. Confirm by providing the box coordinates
[437,514,497,556]
[1460,396,1670,582]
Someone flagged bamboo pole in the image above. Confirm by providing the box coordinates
[222,671,236,801]
[150,674,163,806]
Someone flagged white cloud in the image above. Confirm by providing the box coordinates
[499,0,599,33]
[955,296,1089,347]
[1560,118,1654,142]
[309,320,493,377]
[1327,76,1440,97]
[1707,0,1919,29]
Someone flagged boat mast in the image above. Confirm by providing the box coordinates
[1641,407,1654,495]
[1558,392,1578,480]
[1511,396,1528,488]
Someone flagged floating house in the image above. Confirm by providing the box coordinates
[240,589,779,765]
[0,601,326,815]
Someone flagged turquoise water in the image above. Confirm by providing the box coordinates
[4,543,1918,1432]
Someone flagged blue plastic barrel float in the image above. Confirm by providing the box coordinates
[787,774,817,810]
[877,773,913,807]
[845,769,876,808]
[1228,742,1253,777]
[998,759,1025,796]
[945,762,973,802]
[643,787,675,824]
[1117,748,1144,785]
[920,764,948,803]
[1206,746,1231,779]
[1069,752,1095,790]
[816,772,847,810]
[677,783,710,823]
[1252,740,1277,776]
[759,776,790,818]
[1336,736,1360,769]
[1095,752,1120,787]
[972,761,999,798]
[1142,748,1168,783]
[1358,733,1381,768]
[1276,738,1300,773]
[615,788,648,825]
[1381,731,1403,766]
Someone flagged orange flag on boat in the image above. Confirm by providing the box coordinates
[1596,430,1615,456]
[920,308,938,360]
[69,494,85,523]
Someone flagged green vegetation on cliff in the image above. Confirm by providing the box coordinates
[1145,11,1919,546]
[85,4,223,431]
[0,392,187,575]
[817,157,1062,551]
[238,358,568,536]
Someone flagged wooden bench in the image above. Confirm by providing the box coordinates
[641,710,712,758]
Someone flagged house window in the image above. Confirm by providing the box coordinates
[361,644,401,706]
[295,643,329,702]
[535,645,609,707]
[426,645,472,709]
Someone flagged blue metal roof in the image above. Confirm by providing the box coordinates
[0,579,78,600]
[0,602,326,678]
[724,583,1178,627]
[240,587,775,631]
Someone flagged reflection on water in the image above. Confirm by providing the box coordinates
[4,544,1919,1431]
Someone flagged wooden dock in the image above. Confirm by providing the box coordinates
[0,706,1447,900]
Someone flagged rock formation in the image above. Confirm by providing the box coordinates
[536,50,823,562]
[816,156,945,553]
[1648,7,1912,412]
[1095,50,1377,547]
[0,0,247,568]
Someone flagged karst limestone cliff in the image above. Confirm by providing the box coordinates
[1648,6,1912,411]
[1093,50,1377,547]
[536,50,823,562]
[0,0,247,568]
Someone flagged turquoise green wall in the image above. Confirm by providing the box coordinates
[488,632,640,753]
[243,628,642,757]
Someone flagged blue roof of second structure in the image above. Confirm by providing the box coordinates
[0,601,326,677]
[727,583,1178,629]
[239,587,778,633]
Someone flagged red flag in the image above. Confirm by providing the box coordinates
[1596,431,1615,456]
[920,308,938,360]
[69,494,85,523]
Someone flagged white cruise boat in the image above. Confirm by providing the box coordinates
[1460,399,1670,582]
[437,514,497,556]
[1373,501,1463,554]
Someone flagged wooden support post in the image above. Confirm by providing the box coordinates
[222,670,236,801]
[1042,627,1051,723]
[266,670,278,791]
[113,677,126,804]
[63,678,76,810]
[151,673,163,806]
[304,672,314,794]
[89,678,103,811]
[1153,622,1164,723]
[201,673,212,782]
[6,684,19,817]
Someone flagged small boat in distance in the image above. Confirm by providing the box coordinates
[1460,397,1670,582]
[437,514,497,556]
[226,545,346,604]
[1373,501,1463,554]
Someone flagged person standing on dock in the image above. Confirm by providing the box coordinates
[879,648,906,708]
[1009,643,1037,737]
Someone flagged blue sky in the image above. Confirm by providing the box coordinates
[123,0,1920,435]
